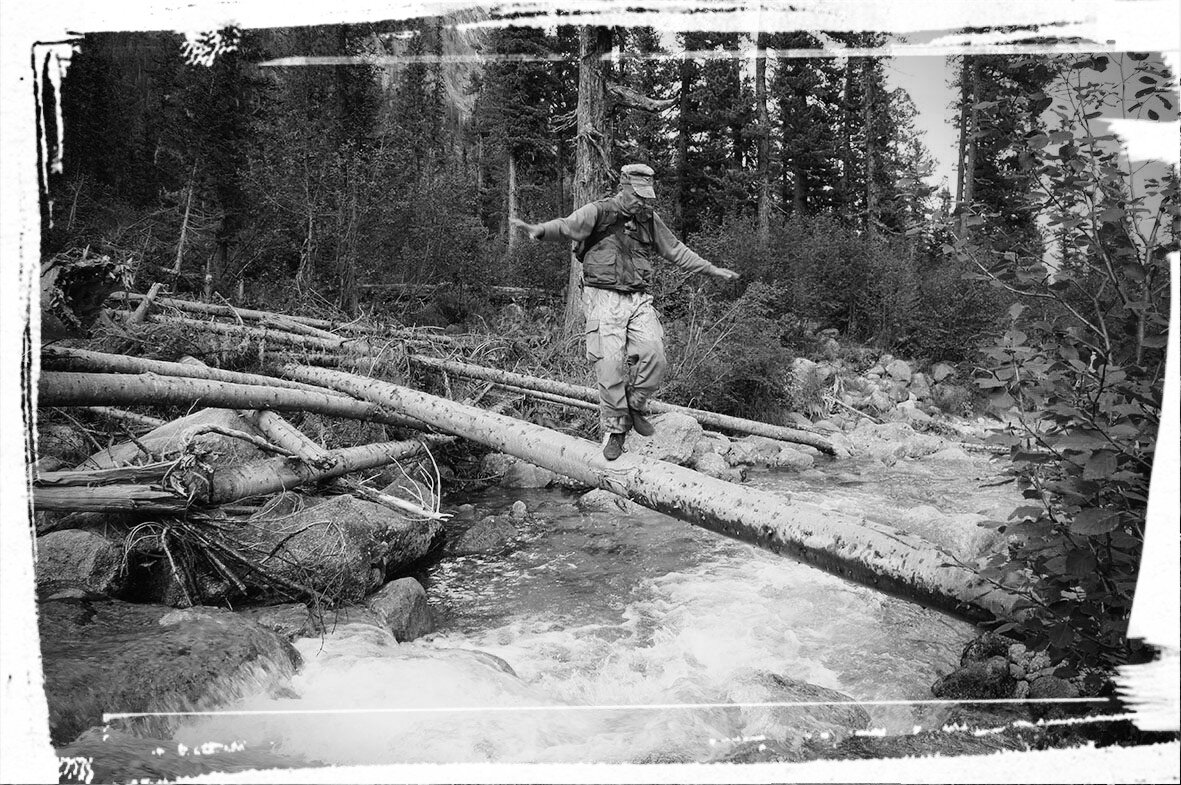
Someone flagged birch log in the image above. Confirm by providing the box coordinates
[406,355,835,454]
[283,364,1018,623]
[38,372,421,429]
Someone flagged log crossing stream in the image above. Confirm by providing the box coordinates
[98,445,1021,771]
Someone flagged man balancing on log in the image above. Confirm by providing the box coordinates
[512,163,740,461]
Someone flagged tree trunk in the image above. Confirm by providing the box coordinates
[116,293,386,336]
[676,54,691,233]
[283,364,1018,623]
[144,313,444,353]
[862,57,877,233]
[564,25,614,336]
[956,56,979,236]
[34,436,447,513]
[37,371,424,429]
[43,346,359,398]
[755,34,771,251]
[506,149,519,255]
[406,355,835,453]
[125,282,164,326]
[82,406,166,430]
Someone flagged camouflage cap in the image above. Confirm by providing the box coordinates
[620,163,656,199]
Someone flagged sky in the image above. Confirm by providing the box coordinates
[884,56,958,192]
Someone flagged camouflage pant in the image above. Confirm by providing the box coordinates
[582,287,666,435]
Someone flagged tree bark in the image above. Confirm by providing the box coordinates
[283,363,1018,623]
[506,149,519,255]
[82,406,166,430]
[34,436,447,513]
[43,346,361,398]
[564,25,614,336]
[754,34,771,250]
[38,371,424,429]
[126,282,164,326]
[862,57,877,233]
[405,355,835,453]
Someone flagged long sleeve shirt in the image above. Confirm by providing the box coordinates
[536,199,719,279]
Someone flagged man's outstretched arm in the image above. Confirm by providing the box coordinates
[511,203,600,243]
[651,213,740,280]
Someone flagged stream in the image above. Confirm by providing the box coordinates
[150,450,1013,769]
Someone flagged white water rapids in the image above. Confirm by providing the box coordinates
[169,453,1012,767]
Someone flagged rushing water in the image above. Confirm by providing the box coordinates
[158,453,1010,769]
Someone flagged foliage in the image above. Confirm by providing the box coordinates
[955,53,1177,671]
[660,282,797,419]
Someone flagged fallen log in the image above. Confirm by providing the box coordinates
[406,355,835,455]
[126,282,165,326]
[359,282,550,302]
[118,292,471,346]
[43,346,358,399]
[283,364,1019,623]
[38,371,422,430]
[82,406,167,430]
[34,436,450,513]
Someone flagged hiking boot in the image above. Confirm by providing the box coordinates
[603,432,626,461]
[630,409,655,437]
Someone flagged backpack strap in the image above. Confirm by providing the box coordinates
[575,198,626,262]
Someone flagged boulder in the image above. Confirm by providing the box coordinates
[367,577,435,642]
[630,412,703,465]
[894,399,933,425]
[449,515,516,555]
[885,359,913,384]
[242,494,443,602]
[39,598,298,745]
[79,408,266,470]
[961,632,1014,666]
[929,445,973,462]
[931,362,956,382]
[693,451,745,483]
[932,655,1016,700]
[909,372,932,400]
[479,453,558,488]
[691,432,732,460]
[1028,675,1079,701]
[725,670,869,744]
[577,488,640,515]
[509,500,529,520]
[35,529,123,599]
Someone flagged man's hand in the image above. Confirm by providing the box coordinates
[712,267,740,281]
[510,217,543,240]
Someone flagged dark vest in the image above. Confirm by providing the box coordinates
[578,197,657,293]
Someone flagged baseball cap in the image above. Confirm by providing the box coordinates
[620,163,656,199]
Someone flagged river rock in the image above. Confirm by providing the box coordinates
[961,632,1014,666]
[577,488,640,515]
[892,399,933,425]
[510,500,529,520]
[691,432,731,459]
[725,670,870,745]
[479,453,557,488]
[630,412,703,465]
[932,655,1016,700]
[449,515,516,555]
[1028,675,1079,701]
[885,359,913,383]
[928,445,973,461]
[909,372,932,400]
[931,362,956,382]
[35,529,123,599]
[693,451,744,482]
[237,603,319,640]
[79,408,266,470]
[243,494,443,602]
[367,577,434,642]
[39,598,299,745]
